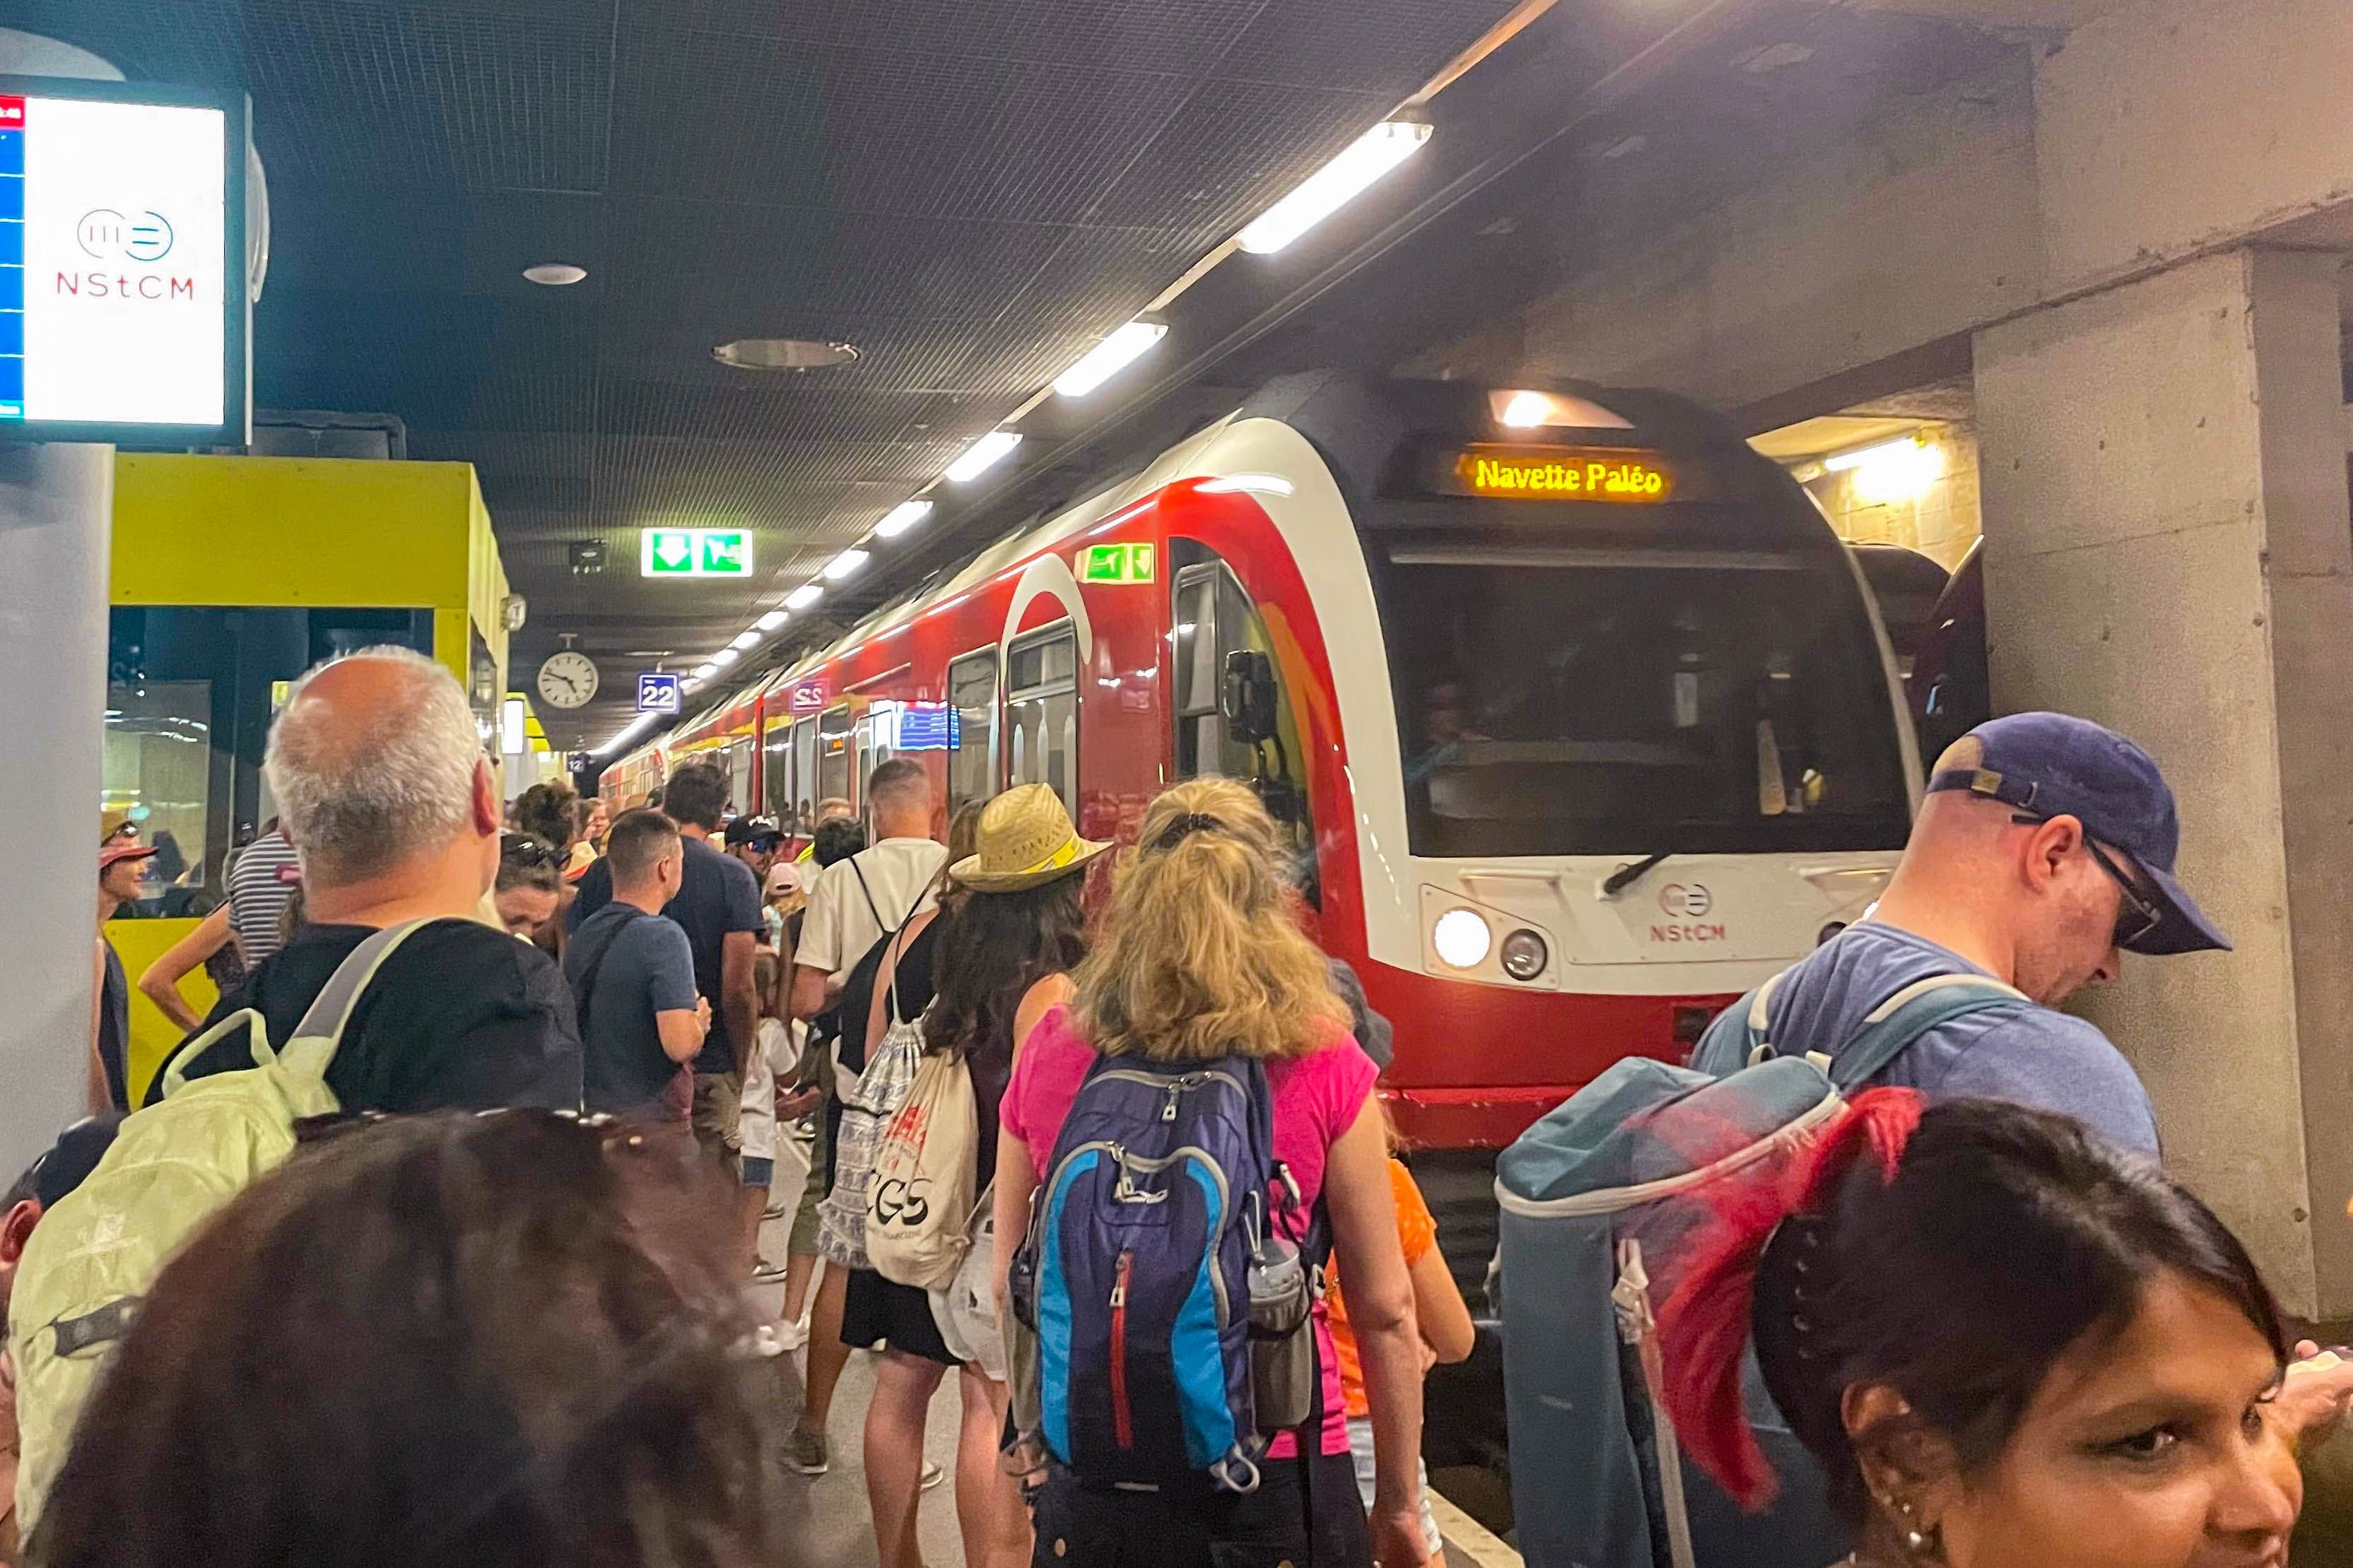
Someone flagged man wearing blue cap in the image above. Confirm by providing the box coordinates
[1698,712,2230,1156]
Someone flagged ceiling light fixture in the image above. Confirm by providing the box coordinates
[823,548,870,582]
[756,610,790,632]
[712,647,741,668]
[1052,319,1168,398]
[693,661,720,680]
[875,499,932,538]
[729,630,761,652]
[711,338,859,371]
[1823,435,1926,473]
[522,262,587,286]
[1499,391,1551,428]
[786,583,824,611]
[1236,120,1433,255]
[945,430,1023,483]
[596,712,654,757]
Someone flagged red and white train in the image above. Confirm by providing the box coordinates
[605,374,1920,1149]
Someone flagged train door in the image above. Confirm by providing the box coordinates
[1170,550,1316,890]
[792,716,818,827]
[947,646,1000,812]
[761,709,794,824]
[817,705,855,810]
[1006,623,1078,814]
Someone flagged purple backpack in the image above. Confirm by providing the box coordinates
[1009,1054,1320,1493]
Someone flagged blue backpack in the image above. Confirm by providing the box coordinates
[1496,969,2025,1568]
[1008,1055,1318,1494]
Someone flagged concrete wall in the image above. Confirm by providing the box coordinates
[2037,0,2353,292]
[1974,250,2353,1316]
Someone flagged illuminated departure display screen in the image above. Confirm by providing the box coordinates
[0,80,247,442]
[1440,444,1676,503]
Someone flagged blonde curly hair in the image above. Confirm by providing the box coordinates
[1069,777,1346,1063]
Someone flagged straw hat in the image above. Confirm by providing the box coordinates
[949,784,1111,893]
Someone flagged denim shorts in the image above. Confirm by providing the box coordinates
[741,1155,775,1189]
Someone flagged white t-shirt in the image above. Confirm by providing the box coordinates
[797,837,948,977]
[739,1015,787,1162]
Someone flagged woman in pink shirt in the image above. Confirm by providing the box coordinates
[993,779,1432,1568]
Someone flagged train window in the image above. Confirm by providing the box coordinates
[947,649,999,811]
[1170,558,1316,887]
[762,712,794,825]
[817,706,854,808]
[792,717,819,827]
[1006,623,1077,815]
[1376,543,1911,857]
[857,706,895,796]
[103,680,213,910]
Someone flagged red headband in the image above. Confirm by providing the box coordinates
[1655,1087,1925,1510]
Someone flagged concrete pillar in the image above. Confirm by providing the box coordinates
[0,443,114,1181]
[1973,249,2353,1320]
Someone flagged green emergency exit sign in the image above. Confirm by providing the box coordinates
[641,528,754,578]
[1077,541,1154,584]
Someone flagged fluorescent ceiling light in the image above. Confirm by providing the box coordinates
[595,713,653,757]
[1052,319,1168,398]
[729,630,761,652]
[1499,391,1550,428]
[756,610,790,632]
[712,647,741,668]
[786,583,824,611]
[1197,473,1294,497]
[1236,120,1432,255]
[500,696,527,755]
[945,430,1023,483]
[823,548,870,582]
[693,661,720,680]
[523,262,587,286]
[875,499,932,538]
[1823,435,1924,473]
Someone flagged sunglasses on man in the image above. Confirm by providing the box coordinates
[2011,813,2164,950]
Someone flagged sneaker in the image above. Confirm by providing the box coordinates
[751,1256,790,1283]
[761,1201,789,1220]
[784,1425,830,1476]
[773,1314,810,1352]
[920,1461,946,1492]
[746,1323,790,1360]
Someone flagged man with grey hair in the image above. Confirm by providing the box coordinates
[155,647,581,1112]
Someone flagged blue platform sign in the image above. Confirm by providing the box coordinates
[637,671,683,714]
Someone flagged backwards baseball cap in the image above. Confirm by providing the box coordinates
[9,1116,123,1211]
[1925,712,2228,956]
[723,814,784,849]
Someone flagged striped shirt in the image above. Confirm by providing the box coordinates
[226,830,303,964]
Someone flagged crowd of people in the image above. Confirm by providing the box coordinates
[5,644,2351,1568]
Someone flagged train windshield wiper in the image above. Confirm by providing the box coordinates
[1600,852,1672,899]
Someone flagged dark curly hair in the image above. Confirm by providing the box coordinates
[33,1112,787,1568]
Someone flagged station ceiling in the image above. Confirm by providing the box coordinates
[23,0,1537,747]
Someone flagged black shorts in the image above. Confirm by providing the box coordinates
[841,1266,956,1366]
[1028,1448,1371,1568]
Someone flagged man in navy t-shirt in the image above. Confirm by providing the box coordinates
[1721,712,2231,1157]
[628,761,761,1172]
[564,809,708,1116]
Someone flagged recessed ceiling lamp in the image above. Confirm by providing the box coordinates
[523,262,587,286]
[785,583,824,611]
[693,661,720,680]
[712,647,741,668]
[1053,319,1168,398]
[875,499,932,538]
[1236,120,1433,255]
[756,610,790,632]
[946,430,1023,482]
[711,338,860,371]
[823,548,870,582]
[729,630,761,652]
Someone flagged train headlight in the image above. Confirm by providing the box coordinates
[1499,929,1549,982]
[1432,907,1492,969]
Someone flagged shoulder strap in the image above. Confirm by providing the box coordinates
[279,920,436,1071]
[158,1005,274,1099]
[848,854,885,929]
[572,907,646,1039]
[1825,974,2030,1091]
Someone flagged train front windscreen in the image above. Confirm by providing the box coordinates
[1369,439,1912,861]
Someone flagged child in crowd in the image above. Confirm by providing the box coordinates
[1325,1129,1474,1559]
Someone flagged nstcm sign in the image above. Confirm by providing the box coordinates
[641,528,753,578]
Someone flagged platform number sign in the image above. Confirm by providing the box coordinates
[637,672,683,714]
[641,527,753,578]
[1077,541,1154,584]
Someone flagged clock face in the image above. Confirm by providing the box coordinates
[536,652,599,710]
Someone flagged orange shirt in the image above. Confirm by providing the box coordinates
[1327,1158,1439,1418]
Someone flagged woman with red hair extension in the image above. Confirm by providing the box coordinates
[1655,1094,2306,1568]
